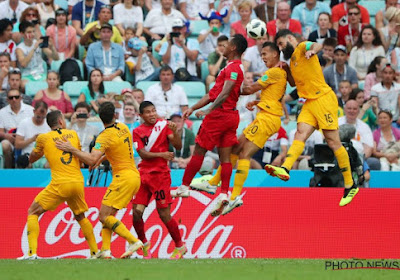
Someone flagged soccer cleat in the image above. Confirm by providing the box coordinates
[96,250,113,259]
[339,186,359,207]
[190,181,217,195]
[222,196,244,216]
[170,185,190,198]
[137,242,152,259]
[210,193,229,217]
[120,240,144,259]
[264,165,290,181]
[17,254,38,260]
[169,244,187,259]
[87,254,98,259]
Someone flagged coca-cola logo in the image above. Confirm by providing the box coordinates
[20,191,246,259]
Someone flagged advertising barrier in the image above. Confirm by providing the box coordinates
[1,187,400,259]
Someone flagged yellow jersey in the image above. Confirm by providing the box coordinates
[93,122,138,174]
[290,41,332,99]
[256,67,287,116]
[83,21,123,46]
[33,129,84,184]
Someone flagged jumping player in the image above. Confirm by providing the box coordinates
[18,111,98,260]
[171,34,248,217]
[56,102,143,259]
[265,29,358,206]
[192,42,287,215]
[132,101,186,259]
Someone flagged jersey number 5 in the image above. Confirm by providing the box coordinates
[60,151,72,165]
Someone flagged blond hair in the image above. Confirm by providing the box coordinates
[238,0,253,11]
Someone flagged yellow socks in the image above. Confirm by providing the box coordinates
[78,218,98,256]
[231,159,250,200]
[282,140,305,171]
[209,154,239,186]
[104,216,138,244]
[101,227,112,251]
[334,146,354,188]
[27,215,39,256]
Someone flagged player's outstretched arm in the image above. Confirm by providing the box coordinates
[196,80,235,117]
[137,149,174,161]
[183,94,211,119]
[55,140,103,166]
[241,82,263,96]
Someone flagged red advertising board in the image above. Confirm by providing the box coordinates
[1,188,400,259]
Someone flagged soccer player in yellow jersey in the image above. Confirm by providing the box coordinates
[18,111,98,260]
[264,29,358,207]
[191,42,287,215]
[56,102,143,259]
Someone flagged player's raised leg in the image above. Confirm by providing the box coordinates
[265,122,314,181]
[323,130,358,206]
[172,144,208,197]
[99,205,143,259]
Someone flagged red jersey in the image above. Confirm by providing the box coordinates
[337,23,364,46]
[132,119,173,173]
[266,19,302,38]
[208,59,244,111]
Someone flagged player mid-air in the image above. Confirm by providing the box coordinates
[192,42,288,215]
[265,29,358,206]
[171,34,248,217]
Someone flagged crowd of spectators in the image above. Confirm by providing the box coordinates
[0,0,400,175]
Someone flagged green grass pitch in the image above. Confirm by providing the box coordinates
[0,259,399,280]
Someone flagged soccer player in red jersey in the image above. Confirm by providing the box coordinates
[171,34,248,217]
[132,101,186,259]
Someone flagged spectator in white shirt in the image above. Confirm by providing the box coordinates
[113,0,144,37]
[0,88,34,168]
[243,34,269,79]
[198,10,225,63]
[371,63,400,126]
[143,0,185,41]
[144,65,188,119]
[179,0,214,21]
[0,0,29,25]
[15,101,50,168]
[0,19,17,68]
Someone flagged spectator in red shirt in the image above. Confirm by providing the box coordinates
[230,0,256,47]
[266,1,302,42]
[337,5,364,53]
[332,0,369,31]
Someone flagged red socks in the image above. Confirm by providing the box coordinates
[182,155,204,186]
[220,162,232,194]
[165,218,183,248]
[133,218,147,244]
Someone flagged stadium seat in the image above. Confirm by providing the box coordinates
[0,144,4,169]
[50,59,64,73]
[191,120,203,135]
[214,0,220,9]
[175,81,206,98]
[359,1,385,17]
[201,61,209,82]
[358,80,365,90]
[63,81,88,97]
[25,81,48,96]
[152,40,162,62]
[125,65,135,83]
[104,81,132,94]
[55,0,68,10]
[190,20,209,37]
[209,82,215,89]
[285,82,296,94]
[188,97,201,107]
[135,81,157,93]
[236,121,248,136]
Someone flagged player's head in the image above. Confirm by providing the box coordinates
[46,110,66,129]
[261,42,280,68]
[139,101,157,125]
[224,34,247,57]
[275,29,297,60]
[99,102,116,125]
